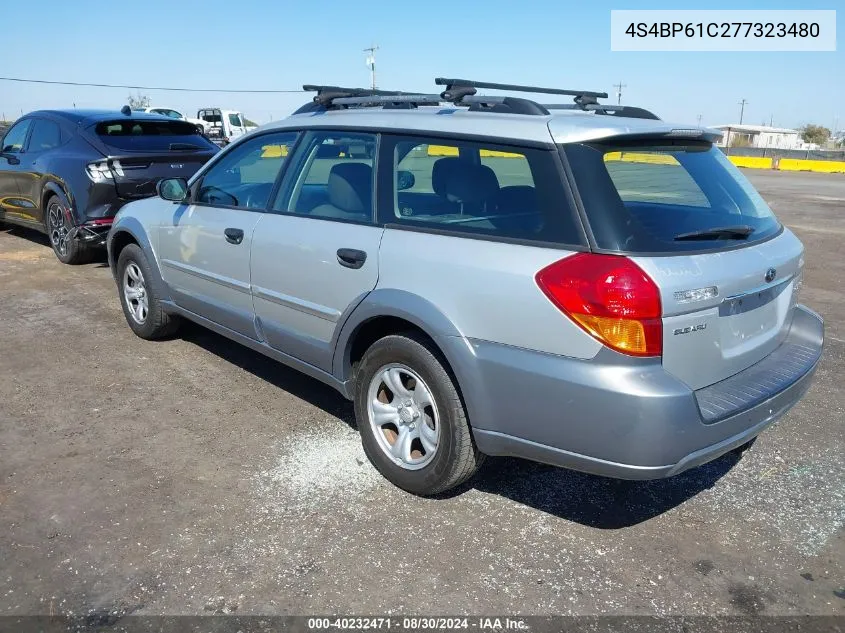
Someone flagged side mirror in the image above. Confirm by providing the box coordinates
[0,152,20,166]
[397,170,415,191]
[157,177,189,202]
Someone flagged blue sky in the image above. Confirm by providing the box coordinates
[1,0,841,130]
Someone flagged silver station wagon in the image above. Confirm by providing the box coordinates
[107,78,824,495]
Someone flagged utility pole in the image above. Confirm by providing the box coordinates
[364,44,379,90]
[613,80,626,105]
[738,98,748,124]
[697,114,703,128]
[769,114,774,127]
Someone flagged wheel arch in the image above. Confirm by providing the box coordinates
[41,182,73,227]
[107,219,170,301]
[332,290,483,425]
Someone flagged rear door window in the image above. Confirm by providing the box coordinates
[381,135,585,246]
[94,119,214,152]
[563,142,781,253]
[27,119,62,152]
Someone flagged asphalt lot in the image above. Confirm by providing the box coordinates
[0,170,843,618]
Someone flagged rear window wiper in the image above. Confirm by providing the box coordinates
[674,225,755,241]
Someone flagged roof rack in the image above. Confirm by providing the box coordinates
[294,85,431,113]
[293,78,654,119]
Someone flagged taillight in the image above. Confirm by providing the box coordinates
[86,160,123,182]
[86,161,113,182]
[535,253,663,357]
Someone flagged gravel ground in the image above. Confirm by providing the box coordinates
[0,171,842,619]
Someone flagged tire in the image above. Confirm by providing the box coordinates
[116,243,180,340]
[353,332,484,496]
[44,195,93,265]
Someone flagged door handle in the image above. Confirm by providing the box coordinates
[337,248,367,269]
[224,227,244,245]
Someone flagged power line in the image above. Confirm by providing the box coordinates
[0,77,305,94]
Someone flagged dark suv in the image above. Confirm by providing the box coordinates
[0,109,218,263]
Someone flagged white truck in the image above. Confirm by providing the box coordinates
[196,109,257,146]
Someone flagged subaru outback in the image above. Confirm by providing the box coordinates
[107,78,824,496]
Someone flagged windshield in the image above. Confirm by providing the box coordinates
[562,141,781,253]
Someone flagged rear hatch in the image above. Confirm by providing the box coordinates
[87,119,218,198]
[562,139,802,390]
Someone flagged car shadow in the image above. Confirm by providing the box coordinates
[179,322,739,529]
[179,322,357,424]
[461,453,737,529]
[1,224,51,248]
[1,225,109,266]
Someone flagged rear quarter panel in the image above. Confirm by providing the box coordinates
[376,229,603,359]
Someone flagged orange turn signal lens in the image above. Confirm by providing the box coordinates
[571,315,653,355]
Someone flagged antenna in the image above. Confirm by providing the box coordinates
[613,80,626,105]
[363,44,379,90]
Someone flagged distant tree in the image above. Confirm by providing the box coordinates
[730,134,752,148]
[243,117,258,127]
[127,92,151,110]
[800,124,831,146]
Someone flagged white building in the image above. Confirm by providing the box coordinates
[712,124,817,151]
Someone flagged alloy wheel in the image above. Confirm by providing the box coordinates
[47,203,70,257]
[367,363,440,470]
[123,262,149,324]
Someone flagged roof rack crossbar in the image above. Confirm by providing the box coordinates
[435,77,608,102]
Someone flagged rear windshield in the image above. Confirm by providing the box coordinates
[94,120,212,151]
[562,141,781,254]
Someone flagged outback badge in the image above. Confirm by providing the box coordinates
[673,324,707,336]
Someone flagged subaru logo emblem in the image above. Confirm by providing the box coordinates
[765,268,776,283]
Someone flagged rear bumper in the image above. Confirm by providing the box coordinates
[468,305,824,479]
[68,219,114,247]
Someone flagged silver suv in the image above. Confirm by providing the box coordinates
[107,78,824,496]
